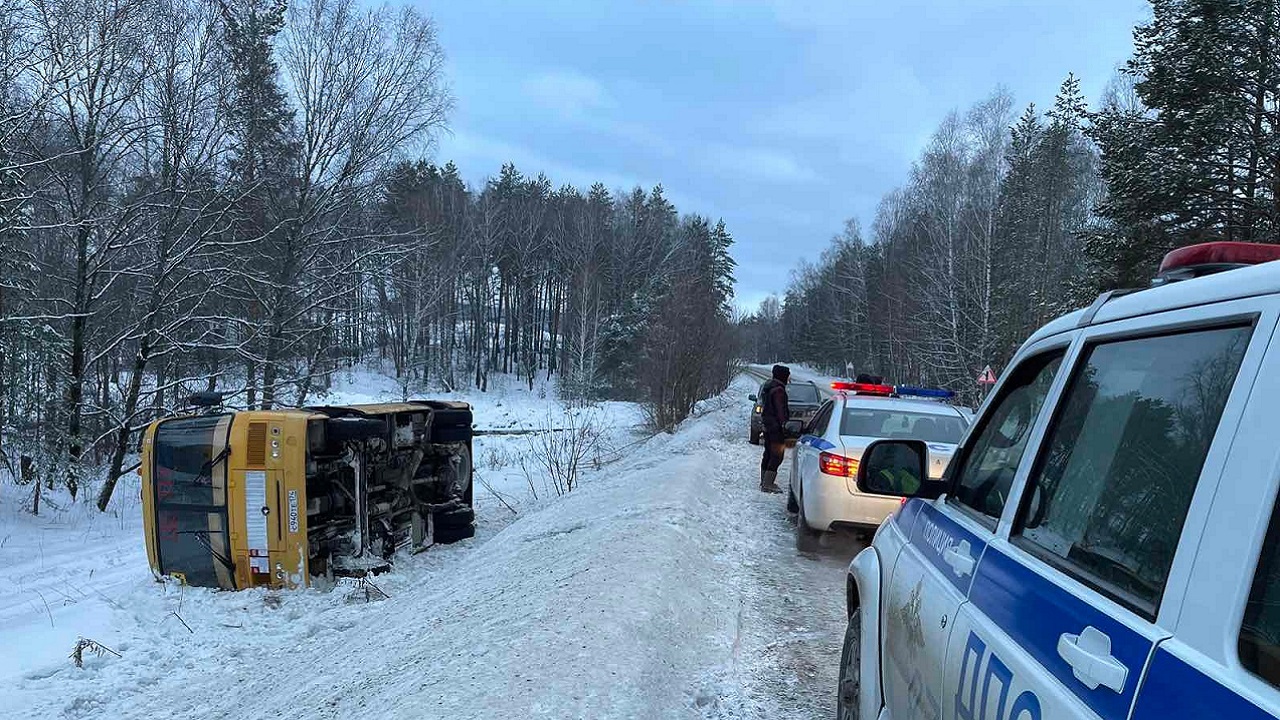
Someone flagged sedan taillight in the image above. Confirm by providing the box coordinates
[819,451,858,477]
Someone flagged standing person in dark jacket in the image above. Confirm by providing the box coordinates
[758,364,791,494]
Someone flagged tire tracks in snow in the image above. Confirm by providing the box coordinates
[697,409,867,720]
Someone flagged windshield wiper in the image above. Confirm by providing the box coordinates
[182,528,238,587]
[193,445,231,487]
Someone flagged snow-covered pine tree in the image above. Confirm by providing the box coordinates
[217,0,297,409]
[1090,0,1280,289]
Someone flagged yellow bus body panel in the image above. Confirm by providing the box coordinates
[140,423,159,579]
[225,411,313,590]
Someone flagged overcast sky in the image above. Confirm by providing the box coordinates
[423,0,1150,312]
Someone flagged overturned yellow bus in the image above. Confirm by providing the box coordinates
[139,396,474,590]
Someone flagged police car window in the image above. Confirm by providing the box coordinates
[1016,325,1251,618]
[1242,499,1280,689]
[840,409,967,443]
[950,351,1064,524]
[809,401,834,434]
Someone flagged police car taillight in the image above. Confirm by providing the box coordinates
[1155,241,1280,284]
[819,451,858,477]
[831,381,894,396]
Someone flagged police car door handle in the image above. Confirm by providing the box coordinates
[943,540,976,577]
[1056,626,1128,693]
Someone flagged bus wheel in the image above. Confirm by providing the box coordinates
[434,506,475,544]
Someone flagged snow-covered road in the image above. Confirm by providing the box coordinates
[2,377,864,719]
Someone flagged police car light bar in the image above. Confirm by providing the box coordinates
[894,385,956,400]
[1156,241,1280,283]
[831,381,894,396]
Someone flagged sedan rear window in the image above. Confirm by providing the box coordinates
[789,384,820,404]
[840,409,967,443]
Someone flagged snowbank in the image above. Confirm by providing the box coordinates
[0,477,146,682]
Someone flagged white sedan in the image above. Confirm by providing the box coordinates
[788,383,970,550]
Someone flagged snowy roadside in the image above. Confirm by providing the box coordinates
[0,370,644,689]
[2,375,856,720]
[0,478,147,683]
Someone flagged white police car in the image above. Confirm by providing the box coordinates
[789,382,969,551]
[837,241,1280,720]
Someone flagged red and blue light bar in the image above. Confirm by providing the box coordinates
[894,385,957,400]
[831,381,957,400]
[1154,241,1280,284]
[831,381,895,396]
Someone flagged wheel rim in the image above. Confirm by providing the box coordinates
[837,613,861,720]
[447,446,472,497]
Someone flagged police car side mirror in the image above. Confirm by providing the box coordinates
[749,394,758,402]
[784,420,803,436]
[855,439,945,500]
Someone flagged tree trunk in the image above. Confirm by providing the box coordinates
[245,357,258,409]
[64,271,88,500]
[23,455,38,516]
[98,338,150,511]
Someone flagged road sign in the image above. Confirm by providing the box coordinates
[977,365,997,385]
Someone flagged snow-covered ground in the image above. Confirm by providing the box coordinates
[1,374,861,719]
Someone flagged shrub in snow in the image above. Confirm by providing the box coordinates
[484,445,511,470]
[69,638,120,668]
[519,408,610,497]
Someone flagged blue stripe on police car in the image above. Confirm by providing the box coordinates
[908,501,988,596]
[967,546,1152,720]
[799,434,836,451]
[1130,647,1274,719]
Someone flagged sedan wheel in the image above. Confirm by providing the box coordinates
[795,497,823,553]
[837,610,862,720]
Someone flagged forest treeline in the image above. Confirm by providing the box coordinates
[741,0,1280,399]
[0,0,736,511]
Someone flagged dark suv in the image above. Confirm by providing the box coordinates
[749,379,822,444]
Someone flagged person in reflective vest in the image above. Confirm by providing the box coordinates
[876,465,921,496]
[875,442,922,495]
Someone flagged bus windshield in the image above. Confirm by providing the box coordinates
[152,415,233,588]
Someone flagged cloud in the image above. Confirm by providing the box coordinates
[444,130,636,189]
[522,69,616,120]
[429,0,1147,301]
[704,145,819,184]
[516,70,673,156]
